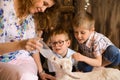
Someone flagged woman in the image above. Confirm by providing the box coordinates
[0,0,56,80]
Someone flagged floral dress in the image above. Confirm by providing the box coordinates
[0,0,36,62]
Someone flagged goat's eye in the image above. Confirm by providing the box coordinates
[60,65,62,69]
[54,57,56,60]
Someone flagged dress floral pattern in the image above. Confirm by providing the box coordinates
[0,0,36,62]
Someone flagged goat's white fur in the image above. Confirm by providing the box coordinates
[50,56,120,80]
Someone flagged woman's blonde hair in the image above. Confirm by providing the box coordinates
[17,0,35,18]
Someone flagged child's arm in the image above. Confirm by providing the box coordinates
[72,53,102,67]
[32,53,55,80]
[32,53,43,73]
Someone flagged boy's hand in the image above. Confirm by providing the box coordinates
[72,53,84,61]
[39,72,56,80]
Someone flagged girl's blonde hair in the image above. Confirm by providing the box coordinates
[72,12,95,30]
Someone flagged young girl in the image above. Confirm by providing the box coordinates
[72,12,120,72]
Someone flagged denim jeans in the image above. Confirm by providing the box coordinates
[77,62,93,72]
[77,45,120,72]
[103,45,120,66]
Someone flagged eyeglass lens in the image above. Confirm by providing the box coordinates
[51,41,64,46]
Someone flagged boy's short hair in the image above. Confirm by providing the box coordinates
[72,12,95,29]
[50,27,70,40]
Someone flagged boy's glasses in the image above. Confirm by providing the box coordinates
[50,40,68,47]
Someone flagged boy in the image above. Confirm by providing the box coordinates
[45,27,77,75]
[72,12,120,72]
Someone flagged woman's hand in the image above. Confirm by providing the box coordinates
[24,37,43,52]
[39,72,56,80]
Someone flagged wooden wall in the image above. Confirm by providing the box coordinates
[55,0,120,48]
[91,0,120,48]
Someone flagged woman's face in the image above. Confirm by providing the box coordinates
[29,0,54,14]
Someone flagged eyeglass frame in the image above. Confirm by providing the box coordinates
[49,39,69,47]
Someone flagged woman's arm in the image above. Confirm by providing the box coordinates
[0,38,42,55]
[72,53,102,67]
[0,40,27,55]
